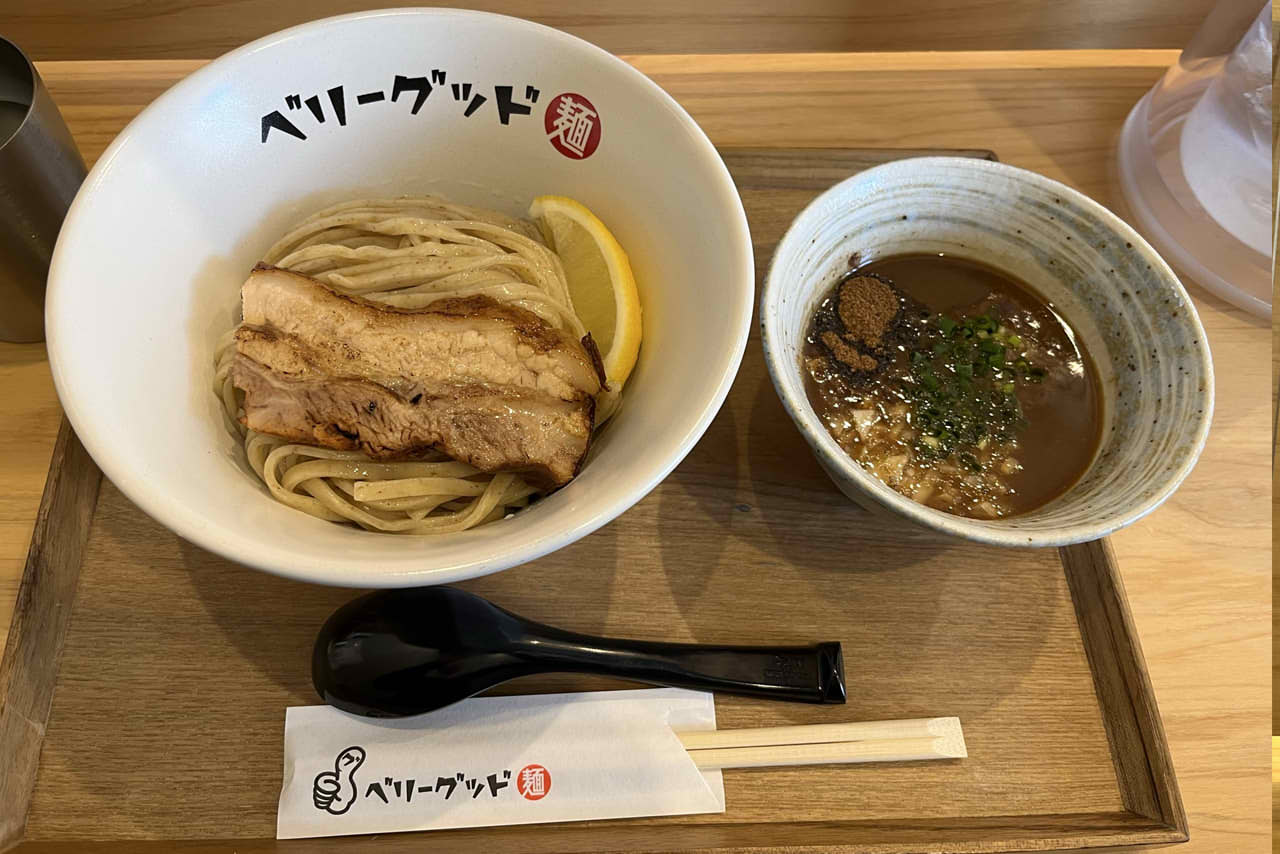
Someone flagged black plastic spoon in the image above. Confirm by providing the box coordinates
[313,587,846,718]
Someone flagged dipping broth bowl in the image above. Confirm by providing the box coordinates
[761,157,1213,547]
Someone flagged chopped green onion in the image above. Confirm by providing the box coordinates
[899,305,1043,469]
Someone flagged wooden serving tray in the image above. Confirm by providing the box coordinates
[0,149,1186,853]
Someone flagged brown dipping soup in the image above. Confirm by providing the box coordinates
[802,254,1101,519]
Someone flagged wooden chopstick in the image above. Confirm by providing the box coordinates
[676,717,966,770]
[676,717,960,751]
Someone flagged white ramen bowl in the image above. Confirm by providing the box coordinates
[762,157,1213,547]
[46,10,753,586]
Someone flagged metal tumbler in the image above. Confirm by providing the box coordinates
[0,36,86,343]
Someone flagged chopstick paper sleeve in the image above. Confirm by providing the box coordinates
[277,688,724,839]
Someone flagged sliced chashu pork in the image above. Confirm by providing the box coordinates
[229,264,605,489]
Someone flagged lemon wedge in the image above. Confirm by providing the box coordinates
[529,195,642,394]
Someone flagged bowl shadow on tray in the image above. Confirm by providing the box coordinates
[181,518,622,697]
[655,345,1063,717]
[656,354,952,580]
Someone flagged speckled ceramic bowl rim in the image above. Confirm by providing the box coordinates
[761,157,1215,547]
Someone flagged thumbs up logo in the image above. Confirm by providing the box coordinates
[312,746,365,815]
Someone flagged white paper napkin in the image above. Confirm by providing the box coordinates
[277,687,725,839]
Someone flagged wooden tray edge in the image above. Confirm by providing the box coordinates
[0,148,1188,852]
[3,812,1188,854]
[0,420,103,852]
[719,146,998,190]
[1061,541,1189,842]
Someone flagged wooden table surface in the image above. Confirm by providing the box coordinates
[1,51,1269,851]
